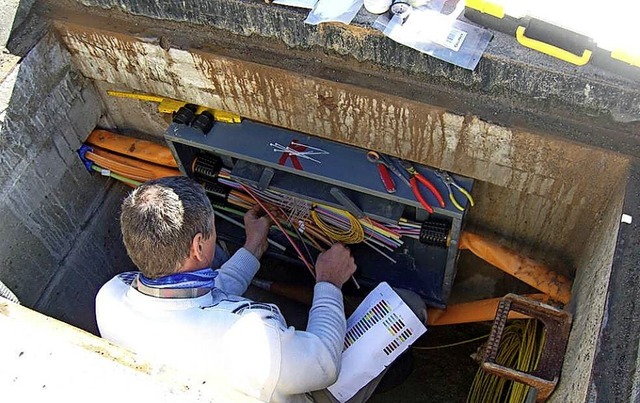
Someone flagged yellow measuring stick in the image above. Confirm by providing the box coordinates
[106,90,241,123]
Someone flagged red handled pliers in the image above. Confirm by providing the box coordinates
[398,161,445,213]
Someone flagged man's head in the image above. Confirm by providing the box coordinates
[120,176,216,278]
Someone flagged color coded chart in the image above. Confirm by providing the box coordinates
[344,298,392,350]
[382,313,405,336]
[383,328,414,355]
[329,282,428,402]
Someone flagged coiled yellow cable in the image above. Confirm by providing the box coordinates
[311,205,365,244]
[467,320,546,403]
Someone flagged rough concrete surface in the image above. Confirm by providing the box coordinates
[0,300,249,402]
[48,0,640,156]
[0,32,133,331]
[552,164,627,402]
[588,161,640,403]
[0,0,22,48]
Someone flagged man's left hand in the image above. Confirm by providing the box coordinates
[243,205,273,259]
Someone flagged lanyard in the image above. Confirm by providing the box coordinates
[133,267,218,299]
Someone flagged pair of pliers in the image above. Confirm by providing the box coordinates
[434,170,475,211]
[367,151,396,193]
[398,161,445,214]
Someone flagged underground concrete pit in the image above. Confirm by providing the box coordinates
[1,2,639,402]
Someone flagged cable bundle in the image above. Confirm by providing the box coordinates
[467,320,546,403]
[311,206,365,244]
[216,169,418,264]
[79,130,181,187]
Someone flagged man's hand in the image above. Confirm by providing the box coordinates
[315,244,356,289]
[243,205,272,259]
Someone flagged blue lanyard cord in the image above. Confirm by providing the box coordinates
[138,268,218,289]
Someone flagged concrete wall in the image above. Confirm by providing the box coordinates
[0,32,134,334]
[0,0,35,48]
[552,170,627,402]
[56,23,629,274]
[54,0,640,156]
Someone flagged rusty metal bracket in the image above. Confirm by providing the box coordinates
[480,294,572,402]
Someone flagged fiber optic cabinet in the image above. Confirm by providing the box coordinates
[164,120,473,308]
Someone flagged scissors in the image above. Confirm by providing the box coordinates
[434,170,475,211]
[397,161,445,214]
[366,151,397,193]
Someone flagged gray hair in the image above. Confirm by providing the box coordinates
[120,176,214,278]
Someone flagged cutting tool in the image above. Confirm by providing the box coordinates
[397,161,445,213]
[434,169,475,211]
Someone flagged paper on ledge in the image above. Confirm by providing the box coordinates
[272,0,317,9]
[328,282,427,402]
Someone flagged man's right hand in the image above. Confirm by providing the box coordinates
[315,244,357,289]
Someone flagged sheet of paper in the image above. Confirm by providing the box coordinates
[304,0,364,25]
[272,0,317,9]
[328,282,427,402]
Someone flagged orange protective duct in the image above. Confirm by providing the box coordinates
[87,147,181,179]
[427,294,550,326]
[86,151,150,182]
[86,129,179,168]
[459,232,572,304]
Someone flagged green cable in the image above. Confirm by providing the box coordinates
[91,164,142,187]
[412,334,490,350]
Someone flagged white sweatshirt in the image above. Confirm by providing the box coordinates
[95,248,345,403]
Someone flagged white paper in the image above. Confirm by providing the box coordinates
[328,282,427,402]
[304,0,364,25]
[272,0,317,9]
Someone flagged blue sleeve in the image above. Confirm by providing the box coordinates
[214,248,260,295]
[275,282,346,394]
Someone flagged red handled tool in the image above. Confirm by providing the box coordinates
[398,160,445,213]
[367,151,396,193]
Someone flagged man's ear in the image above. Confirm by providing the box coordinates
[190,233,205,261]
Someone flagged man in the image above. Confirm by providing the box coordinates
[96,176,358,402]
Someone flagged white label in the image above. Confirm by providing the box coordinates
[100,169,111,176]
[387,9,468,52]
[434,27,467,51]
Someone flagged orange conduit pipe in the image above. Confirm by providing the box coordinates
[88,147,181,180]
[86,129,179,168]
[427,293,550,326]
[85,149,181,182]
[459,232,572,304]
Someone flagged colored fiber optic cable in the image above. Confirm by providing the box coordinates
[241,184,316,279]
[91,164,142,187]
[213,210,286,252]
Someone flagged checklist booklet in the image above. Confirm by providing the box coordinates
[328,282,427,402]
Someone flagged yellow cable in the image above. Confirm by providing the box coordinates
[311,206,365,244]
[467,319,545,403]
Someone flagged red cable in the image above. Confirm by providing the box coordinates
[240,184,316,279]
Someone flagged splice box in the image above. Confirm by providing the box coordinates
[164,120,474,308]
